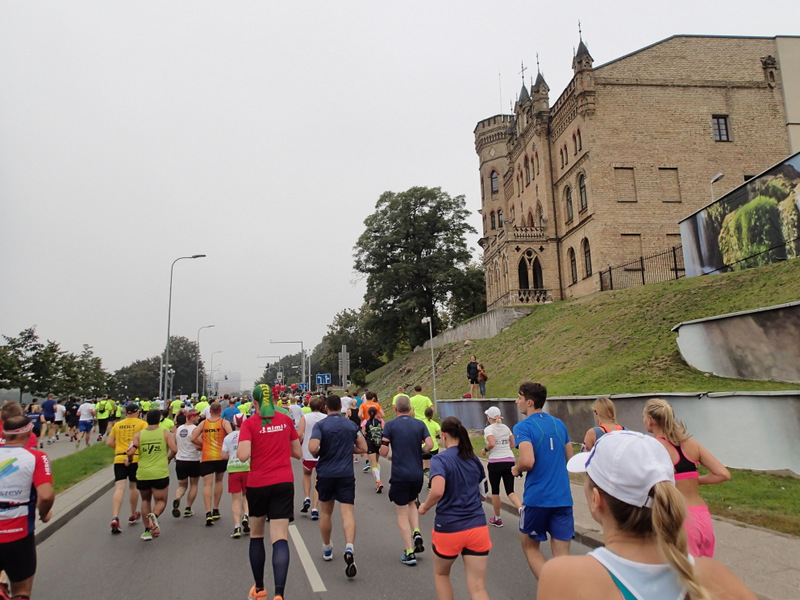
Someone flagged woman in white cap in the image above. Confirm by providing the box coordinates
[480,406,520,526]
[537,430,755,600]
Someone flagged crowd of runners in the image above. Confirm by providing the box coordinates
[1,381,757,600]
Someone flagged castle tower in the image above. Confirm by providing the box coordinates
[572,39,596,115]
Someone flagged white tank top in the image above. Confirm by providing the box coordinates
[301,412,327,461]
[589,547,690,600]
[175,424,201,461]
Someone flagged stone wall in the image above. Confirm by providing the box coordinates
[416,307,533,351]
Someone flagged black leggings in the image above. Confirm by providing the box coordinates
[487,461,515,496]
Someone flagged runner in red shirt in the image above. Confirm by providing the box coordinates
[0,415,55,600]
[237,384,301,600]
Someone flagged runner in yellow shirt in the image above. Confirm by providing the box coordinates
[106,404,147,534]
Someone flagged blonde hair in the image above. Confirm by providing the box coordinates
[592,397,617,423]
[644,398,689,446]
[590,478,710,600]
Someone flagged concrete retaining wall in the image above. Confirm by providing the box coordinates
[437,391,800,475]
[417,307,533,351]
[673,301,800,383]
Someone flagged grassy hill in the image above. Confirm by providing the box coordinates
[365,258,800,400]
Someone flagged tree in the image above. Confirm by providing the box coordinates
[320,305,384,378]
[114,357,161,400]
[1,326,44,400]
[353,186,476,357]
[162,336,201,397]
[445,262,486,325]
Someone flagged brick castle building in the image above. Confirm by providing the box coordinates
[475,35,800,309]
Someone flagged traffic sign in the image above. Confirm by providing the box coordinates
[316,373,332,385]
[298,383,308,391]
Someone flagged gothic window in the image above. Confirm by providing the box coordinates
[526,211,534,227]
[525,157,530,185]
[564,145,569,165]
[498,209,504,227]
[533,257,543,289]
[559,149,564,168]
[712,115,730,142]
[490,211,496,229]
[577,129,582,151]
[490,170,499,193]
[565,186,574,222]
[518,258,530,289]
[572,133,577,155]
[536,202,544,227]
[579,174,588,211]
[569,248,577,284]
[583,238,592,277]
[535,152,540,175]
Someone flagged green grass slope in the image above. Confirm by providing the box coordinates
[366,259,800,400]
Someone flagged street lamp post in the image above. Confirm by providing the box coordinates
[421,317,438,411]
[710,173,724,203]
[161,254,206,403]
[196,325,215,399]
[208,351,223,398]
[270,340,305,391]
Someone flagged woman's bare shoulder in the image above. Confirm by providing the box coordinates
[538,555,614,599]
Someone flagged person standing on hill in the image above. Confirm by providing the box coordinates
[643,398,730,558]
[466,355,479,398]
[582,397,624,452]
[511,382,573,579]
[477,364,488,399]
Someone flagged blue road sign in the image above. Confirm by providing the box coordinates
[298,383,308,391]
[316,373,332,385]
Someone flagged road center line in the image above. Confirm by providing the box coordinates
[289,524,327,593]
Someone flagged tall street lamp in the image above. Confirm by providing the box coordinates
[270,340,305,391]
[710,173,724,203]
[196,325,215,399]
[208,350,223,397]
[161,254,206,402]
[421,317,438,411]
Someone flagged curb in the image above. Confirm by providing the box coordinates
[35,465,115,545]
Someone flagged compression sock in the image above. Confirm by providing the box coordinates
[272,539,290,596]
[372,465,381,482]
[249,537,266,590]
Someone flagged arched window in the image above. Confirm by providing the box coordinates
[533,257,543,289]
[536,202,544,227]
[490,171,499,194]
[573,133,578,155]
[577,129,582,151]
[524,157,531,185]
[565,187,574,222]
[535,152,540,175]
[526,211,534,227]
[490,211,496,229]
[569,248,577,284]
[579,174,587,211]
[583,238,593,277]
[498,209,504,227]
[518,258,530,289]
[564,145,569,165]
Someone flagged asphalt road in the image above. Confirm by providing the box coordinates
[35,457,590,600]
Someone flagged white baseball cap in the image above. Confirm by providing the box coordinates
[567,430,674,508]
[484,406,501,419]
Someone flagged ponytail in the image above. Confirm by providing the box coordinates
[440,416,473,459]
[651,482,710,600]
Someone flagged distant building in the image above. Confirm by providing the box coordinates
[475,35,800,308]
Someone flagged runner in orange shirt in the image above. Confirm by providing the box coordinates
[191,402,232,526]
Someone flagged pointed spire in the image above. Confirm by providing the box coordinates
[532,71,547,93]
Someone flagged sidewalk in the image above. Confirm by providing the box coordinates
[485,460,800,600]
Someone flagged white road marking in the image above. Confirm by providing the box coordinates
[289,523,327,592]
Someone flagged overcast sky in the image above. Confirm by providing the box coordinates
[1,1,797,390]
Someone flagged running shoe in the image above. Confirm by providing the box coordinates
[206,512,214,527]
[128,511,141,526]
[242,515,250,533]
[301,497,311,513]
[211,508,221,520]
[376,482,383,494]
[184,507,194,518]
[400,551,417,566]
[362,462,370,473]
[322,546,333,561]
[413,531,425,554]
[110,518,121,534]
[489,516,504,527]
[247,585,267,600]
[231,526,242,539]
[310,508,319,520]
[140,530,153,541]
[344,549,357,578]
[147,512,160,538]
[172,499,181,518]
[55,434,59,440]
[97,435,103,442]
